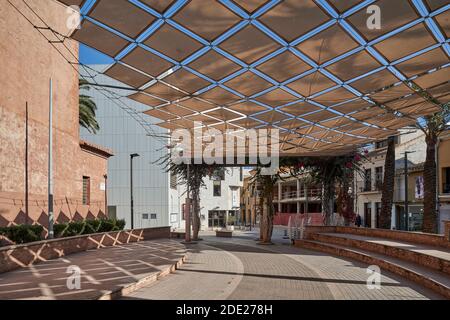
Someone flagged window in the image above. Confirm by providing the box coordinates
[375,136,398,149]
[170,171,177,189]
[208,210,225,228]
[364,203,371,228]
[150,213,157,220]
[170,212,178,223]
[375,140,388,149]
[142,214,149,220]
[364,169,372,191]
[82,176,90,205]
[375,202,381,228]
[443,167,450,194]
[210,169,225,181]
[213,180,221,197]
[375,167,383,190]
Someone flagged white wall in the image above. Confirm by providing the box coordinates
[170,167,248,230]
[355,129,426,228]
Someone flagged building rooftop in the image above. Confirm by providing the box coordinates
[79,140,114,158]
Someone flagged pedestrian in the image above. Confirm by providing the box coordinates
[355,214,362,227]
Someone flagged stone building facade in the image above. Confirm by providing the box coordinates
[0,1,112,231]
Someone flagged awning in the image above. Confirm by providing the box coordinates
[64,0,449,156]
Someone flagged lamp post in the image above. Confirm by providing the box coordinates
[103,174,108,217]
[185,161,191,242]
[130,153,140,229]
[403,151,415,231]
[173,145,192,243]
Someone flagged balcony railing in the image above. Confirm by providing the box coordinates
[276,189,322,200]
[357,175,383,193]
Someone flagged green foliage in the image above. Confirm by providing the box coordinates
[85,219,101,233]
[0,218,126,245]
[115,219,126,230]
[64,221,86,237]
[53,218,126,238]
[53,223,68,238]
[97,219,115,233]
[0,225,44,244]
[79,79,100,134]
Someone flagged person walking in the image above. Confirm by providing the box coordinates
[355,214,362,227]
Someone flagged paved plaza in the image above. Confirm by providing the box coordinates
[125,229,442,300]
[0,228,445,300]
[0,240,186,300]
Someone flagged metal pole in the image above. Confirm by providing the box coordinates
[48,79,54,239]
[404,153,409,231]
[25,102,29,225]
[185,163,191,242]
[130,156,134,229]
[104,174,108,217]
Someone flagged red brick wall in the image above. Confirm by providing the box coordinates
[0,1,109,230]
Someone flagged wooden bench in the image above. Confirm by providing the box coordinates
[216,230,233,238]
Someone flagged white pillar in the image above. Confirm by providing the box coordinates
[296,179,300,214]
[278,181,282,213]
[371,201,377,228]
[390,205,396,230]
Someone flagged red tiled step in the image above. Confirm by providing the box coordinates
[295,239,450,299]
[311,233,450,275]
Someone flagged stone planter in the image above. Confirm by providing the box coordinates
[216,230,233,238]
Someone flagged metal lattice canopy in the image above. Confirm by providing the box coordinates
[65,0,449,156]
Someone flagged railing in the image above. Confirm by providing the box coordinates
[357,175,383,192]
[278,189,322,200]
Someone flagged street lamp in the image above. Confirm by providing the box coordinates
[173,145,191,243]
[403,151,415,231]
[130,153,140,229]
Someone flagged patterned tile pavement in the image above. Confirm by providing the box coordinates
[0,240,186,300]
[126,229,442,300]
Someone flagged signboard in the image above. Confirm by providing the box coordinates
[232,189,239,208]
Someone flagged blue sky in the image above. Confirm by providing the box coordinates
[79,44,113,65]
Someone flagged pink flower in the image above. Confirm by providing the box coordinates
[354,154,361,161]
[364,149,369,155]
[346,162,353,169]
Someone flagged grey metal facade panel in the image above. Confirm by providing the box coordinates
[80,66,169,228]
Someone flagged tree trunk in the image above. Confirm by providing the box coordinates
[258,195,264,241]
[260,195,274,243]
[379,136,395,229]
[259,176,275,243]
[322,181,335,225]
[191,189,201,240]
[423,133,438,233]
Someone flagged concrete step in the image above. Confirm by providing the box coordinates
[311,233,450,275]
[295,239,450,299]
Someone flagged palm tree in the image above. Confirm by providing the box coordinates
[79,79,99,134]
[379,136,395,229]
[416,104,449,233]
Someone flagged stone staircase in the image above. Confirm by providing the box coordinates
[295,226,450,299]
